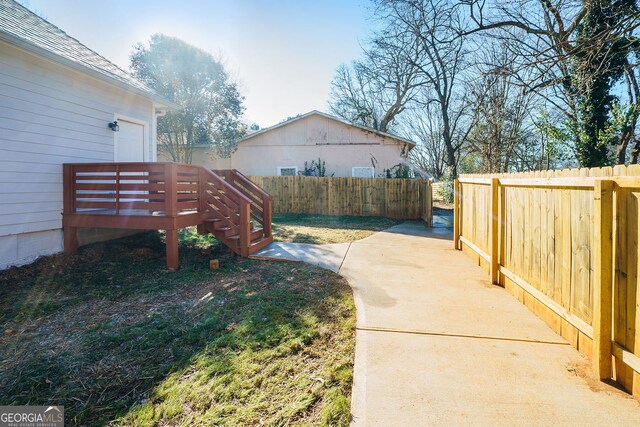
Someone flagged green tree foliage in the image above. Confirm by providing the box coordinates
[130,34,245,163]
[572,0,638,166]
[535,112,576,165]
[464,0,640,167]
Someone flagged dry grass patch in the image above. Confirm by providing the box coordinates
[272,214,402,244]
[0,232,355,426]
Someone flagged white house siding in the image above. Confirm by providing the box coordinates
[186,114,410,177]
[0,40,156,269]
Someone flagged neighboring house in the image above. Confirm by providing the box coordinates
[173,110,416,177]
[0,0,174,269]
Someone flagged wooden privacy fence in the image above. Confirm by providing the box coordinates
[454,165,640,399]
[248,176,432,223]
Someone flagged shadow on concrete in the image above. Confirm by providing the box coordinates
[382,220,453,241]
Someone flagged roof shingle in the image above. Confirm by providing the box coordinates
[0,0,167,103]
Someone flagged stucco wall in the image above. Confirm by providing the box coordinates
[183,114,410,177]
[0,40,157,269]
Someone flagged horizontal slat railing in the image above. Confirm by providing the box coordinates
[63,162,272,266]
[64,162,208,217]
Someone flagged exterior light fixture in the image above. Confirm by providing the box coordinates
[108,120,119,131]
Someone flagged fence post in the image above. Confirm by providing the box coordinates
[453,179,460,249]
[490,178,500,285]
[592,179,614,380]
[429,180,433,227]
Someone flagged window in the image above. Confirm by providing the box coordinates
[352,167,375,178]
[278,166,298,176]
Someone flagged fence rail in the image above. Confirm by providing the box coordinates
[454,164,640,400]
[247,176,432,223]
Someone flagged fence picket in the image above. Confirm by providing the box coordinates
[456,165,640,401]
[247,176,431,220]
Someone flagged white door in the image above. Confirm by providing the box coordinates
[115,119,145,162]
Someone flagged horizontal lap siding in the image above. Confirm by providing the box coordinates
[0,41,154,236]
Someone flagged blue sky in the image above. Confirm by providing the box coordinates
[22,0,371,126]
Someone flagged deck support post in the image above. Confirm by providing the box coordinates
[592,179,614,380]
[62,163,78,254]
[197,167,208,235]
[164,164,179,270]
[165,229,179,271]
[63,226,78,254]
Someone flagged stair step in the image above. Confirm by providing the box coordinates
[227,229,264,242]
[248,236,273,253]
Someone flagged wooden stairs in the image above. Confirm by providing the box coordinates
[197,167,273,258]
[62,162,273,270]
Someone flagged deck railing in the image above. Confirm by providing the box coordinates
[63,162,203,217]
[213,169,273,238]
[199,168,253,255]
[63,162,269,261]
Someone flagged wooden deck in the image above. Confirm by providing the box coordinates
[63,162,273,270]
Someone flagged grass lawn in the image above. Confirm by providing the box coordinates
[272,214,402,244]
[0,232,355,426]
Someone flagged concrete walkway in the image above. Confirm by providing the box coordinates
[340,221,640,426]
[251,241,350,273]
[253,221,640,425]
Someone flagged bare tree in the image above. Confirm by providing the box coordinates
[615,63,640,164]
[464,45,544,172]
[400,107,449,178]
[459,0,640,166]
[329,29,425,133]
[374,0,472,177]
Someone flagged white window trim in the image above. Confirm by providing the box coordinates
[113,113,150,162]
[277,166,298,176]
[352,166,375,178]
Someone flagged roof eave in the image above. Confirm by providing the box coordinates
[0,31,178,110]
[238,110,417,148]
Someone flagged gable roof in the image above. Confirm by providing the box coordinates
[240,110,416,149]
[0,0,175,108]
